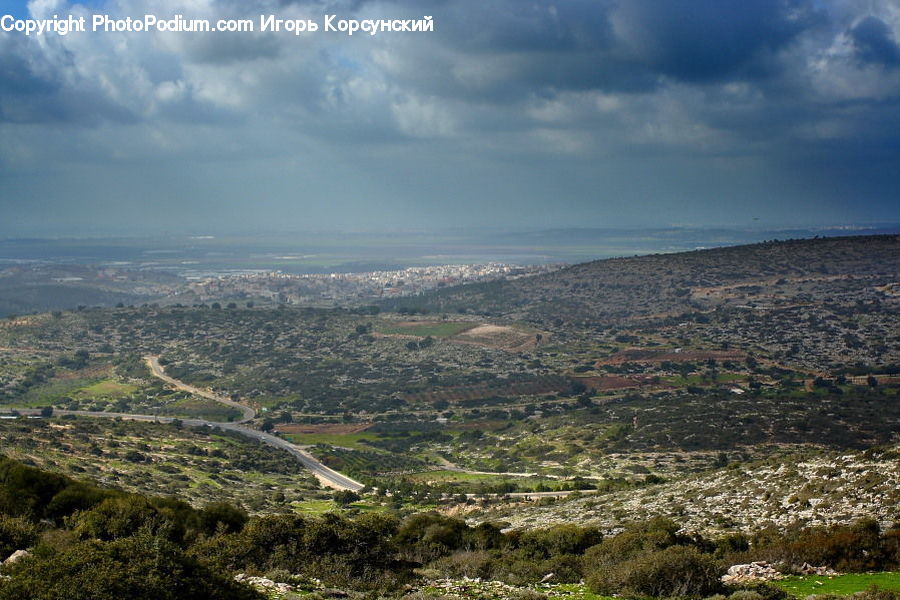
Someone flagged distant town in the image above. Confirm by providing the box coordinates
[181,262,562,306]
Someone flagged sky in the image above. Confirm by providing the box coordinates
[0,0,899,236]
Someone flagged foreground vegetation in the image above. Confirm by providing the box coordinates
[2,454,899,599]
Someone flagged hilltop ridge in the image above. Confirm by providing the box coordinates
[383,235,900,326]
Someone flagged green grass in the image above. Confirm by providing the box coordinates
[160,397,242,422]
[282,432,381,450]
[17,377,104,406]
[377,321,478,338]
[776,573,900,597]
[77,379,139,397]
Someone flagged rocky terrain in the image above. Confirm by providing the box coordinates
[476,445,900,535]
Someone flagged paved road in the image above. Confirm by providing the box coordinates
[8,408,365,492]
[144,356,256,423]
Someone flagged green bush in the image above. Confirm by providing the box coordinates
[428,550,495,580]
[583,516,682,568]
[516,524,602,559]
[0,514,39,559]
[587,544,723,598]
[0,531,262,600]
[727,581,788,600]
[198,502,248,536]
[752,519,899,572]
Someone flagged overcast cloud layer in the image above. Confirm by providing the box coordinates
[1,0,899,235]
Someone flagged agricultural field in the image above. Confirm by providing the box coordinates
[376,320,479,338]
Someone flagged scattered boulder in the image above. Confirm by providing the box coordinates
[233,573,294,594]
[722,561,783,584]
[3,550,30,565]
[797,563,839,576]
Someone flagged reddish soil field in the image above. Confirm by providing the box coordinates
[597,348,746,366]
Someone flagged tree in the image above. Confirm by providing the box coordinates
[40,406,54,418]
[199,502,248,535]
[333,490,361,506]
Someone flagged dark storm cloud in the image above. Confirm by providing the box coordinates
[850,16,900,69]
[612,0,822,83]
[0,0,898,234]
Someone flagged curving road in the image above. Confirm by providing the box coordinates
[5,357,365,491]
[144,356,256,423]
[141,356,363,491]
[9,407,365,492]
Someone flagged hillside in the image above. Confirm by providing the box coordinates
[0,234,897,545]
[383,235,899,325]
[474,445,900,535]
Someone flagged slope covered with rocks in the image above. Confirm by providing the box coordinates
[476,446,900,534]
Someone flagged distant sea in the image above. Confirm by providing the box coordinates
[0,226,897,275]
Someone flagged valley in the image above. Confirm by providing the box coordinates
[1,234,898,599]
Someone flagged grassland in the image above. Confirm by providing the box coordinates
[776,573,900,597]
[282,431,381,450]
[377,320,479,337]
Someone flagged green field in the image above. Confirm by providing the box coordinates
[776,573,900,597]
[283,432,381,450]
[77,379,139,397]
[377,321,478,338]
[161,397,242,422]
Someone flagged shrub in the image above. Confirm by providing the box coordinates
[198,502,248,535]
[0,515,39,559]
[587,545,723,598]
[0,530,262,600]
[71,496,159,541]
[516,524,602,559]
[728,591,765,600]
[583,517,682,568]
[429,551,495,580]
[727,582,788,600]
